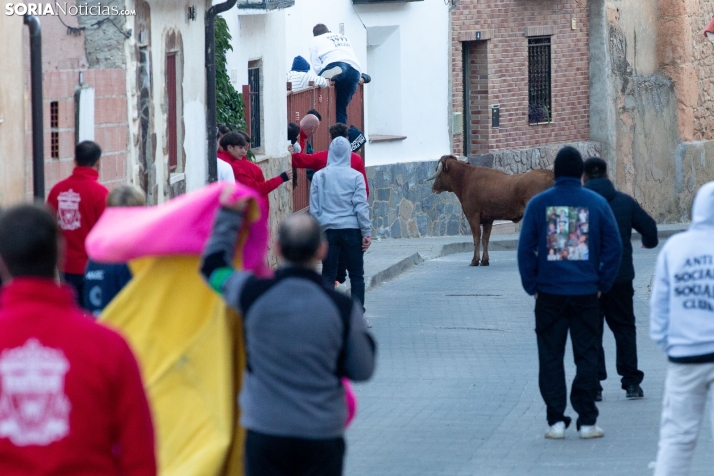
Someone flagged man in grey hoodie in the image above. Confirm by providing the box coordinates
[310,136,371,308]
[651,181,714,475]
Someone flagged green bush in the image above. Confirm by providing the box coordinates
[215,17,247,133]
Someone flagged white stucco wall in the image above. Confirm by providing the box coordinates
[284,0,450,166]
[223,9,288,160]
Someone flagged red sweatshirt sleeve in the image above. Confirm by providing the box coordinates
[292,151,328,170]
[234,167,285,196]
[299,129,308,152]
[113,339,156,476]
[351,153,370,198]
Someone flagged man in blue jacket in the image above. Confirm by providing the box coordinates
[583,157,658,401]
[518,147,622,440]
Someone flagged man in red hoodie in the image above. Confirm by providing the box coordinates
[47,141,109,302]
[0,203,156,475]
[292,123,369,197]
[218,132,292,212]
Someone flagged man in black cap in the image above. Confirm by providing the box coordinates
[582,157,658,401]
[518,146,622,440]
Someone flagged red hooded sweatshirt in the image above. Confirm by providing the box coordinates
[218,150,285,213]
[0,278,156,475]
[47,167,109,275]
[292,150,369,198]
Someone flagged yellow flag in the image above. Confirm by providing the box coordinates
[101,255,246,476]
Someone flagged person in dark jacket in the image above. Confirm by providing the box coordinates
[200,188,376,476]
[583,157,658,400]
[518,146,622,440]
[83,185,146,316]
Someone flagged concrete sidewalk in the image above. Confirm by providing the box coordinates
[358,223,689,293]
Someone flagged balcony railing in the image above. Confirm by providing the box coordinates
[287,82,365,212]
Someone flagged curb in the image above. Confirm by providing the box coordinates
[364,226,687,292]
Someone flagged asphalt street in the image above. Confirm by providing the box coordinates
[345,243,714,475]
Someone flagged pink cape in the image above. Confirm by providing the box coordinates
[86,182,269,273]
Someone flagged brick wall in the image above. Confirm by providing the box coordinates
[25,68,129,197]
[451,0,590,156]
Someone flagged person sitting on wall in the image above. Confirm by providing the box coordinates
[287,55,329,92]
[310,23,365,125]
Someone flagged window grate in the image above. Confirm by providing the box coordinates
[528,37,551,124]
[50,101,59,159]
[248,67,261,148]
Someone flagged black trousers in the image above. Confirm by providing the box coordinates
[245,430,345,476]
[596,281,645,389]
[535,292,600,428]
[322,229,365,307]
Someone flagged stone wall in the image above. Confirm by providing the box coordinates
[258,153,293,267]
[589,0,714,223]
[367,141,601,239]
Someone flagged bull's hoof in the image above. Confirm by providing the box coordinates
[470,259,480,266]
[481,260,490,266]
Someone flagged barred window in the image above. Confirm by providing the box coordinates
[528,37,552,124]
[248,66,261,148]
[50,101,59,159]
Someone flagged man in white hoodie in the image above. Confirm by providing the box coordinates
[651,181,714,475]
[310,136,371,309]
[309,24,362,125]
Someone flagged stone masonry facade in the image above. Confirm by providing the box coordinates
[451,0,590,156]
[367,141,601,239]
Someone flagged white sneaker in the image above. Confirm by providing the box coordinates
[544,421,566,439]
[320,66,343,79]
[579,425,604,439]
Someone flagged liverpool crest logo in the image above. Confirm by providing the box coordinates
[57,189,81,231]
[0,339,71,446]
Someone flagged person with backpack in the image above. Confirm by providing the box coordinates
[200,189,376,476]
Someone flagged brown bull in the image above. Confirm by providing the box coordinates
[428,155,554,266]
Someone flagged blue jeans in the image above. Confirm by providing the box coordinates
[322,62,360,125]
[322,229,365,308]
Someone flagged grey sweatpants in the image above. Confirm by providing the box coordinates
[654,362,714,476]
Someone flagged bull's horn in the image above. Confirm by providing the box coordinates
[420,161,443,183]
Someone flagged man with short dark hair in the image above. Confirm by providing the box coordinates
[310,24,362,124]
[583,157,658,400]
[219,132,292,215]
[518,146,622,440]
[200,189,376,476]
[47,140,109,303]
[0,204,156,474]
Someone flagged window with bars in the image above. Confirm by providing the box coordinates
[248,66,261,148]
[50,101,59,159]
[528,37,552,124]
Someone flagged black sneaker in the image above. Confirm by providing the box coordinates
[595,390,603,402]
[626,384,644,399]
[361,73,372,84]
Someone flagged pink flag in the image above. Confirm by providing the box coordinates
[86,182,269,273]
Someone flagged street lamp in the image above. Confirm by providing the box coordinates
[704,15,714,43]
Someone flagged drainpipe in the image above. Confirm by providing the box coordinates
[24,15,44,200]
[205,0,237,183]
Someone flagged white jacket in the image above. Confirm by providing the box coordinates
[309,33,361,75]
[287,71,328,92]
[650,181,714,358]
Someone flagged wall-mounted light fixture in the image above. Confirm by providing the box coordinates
[187,6,197,21]
[703,15,714,43]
